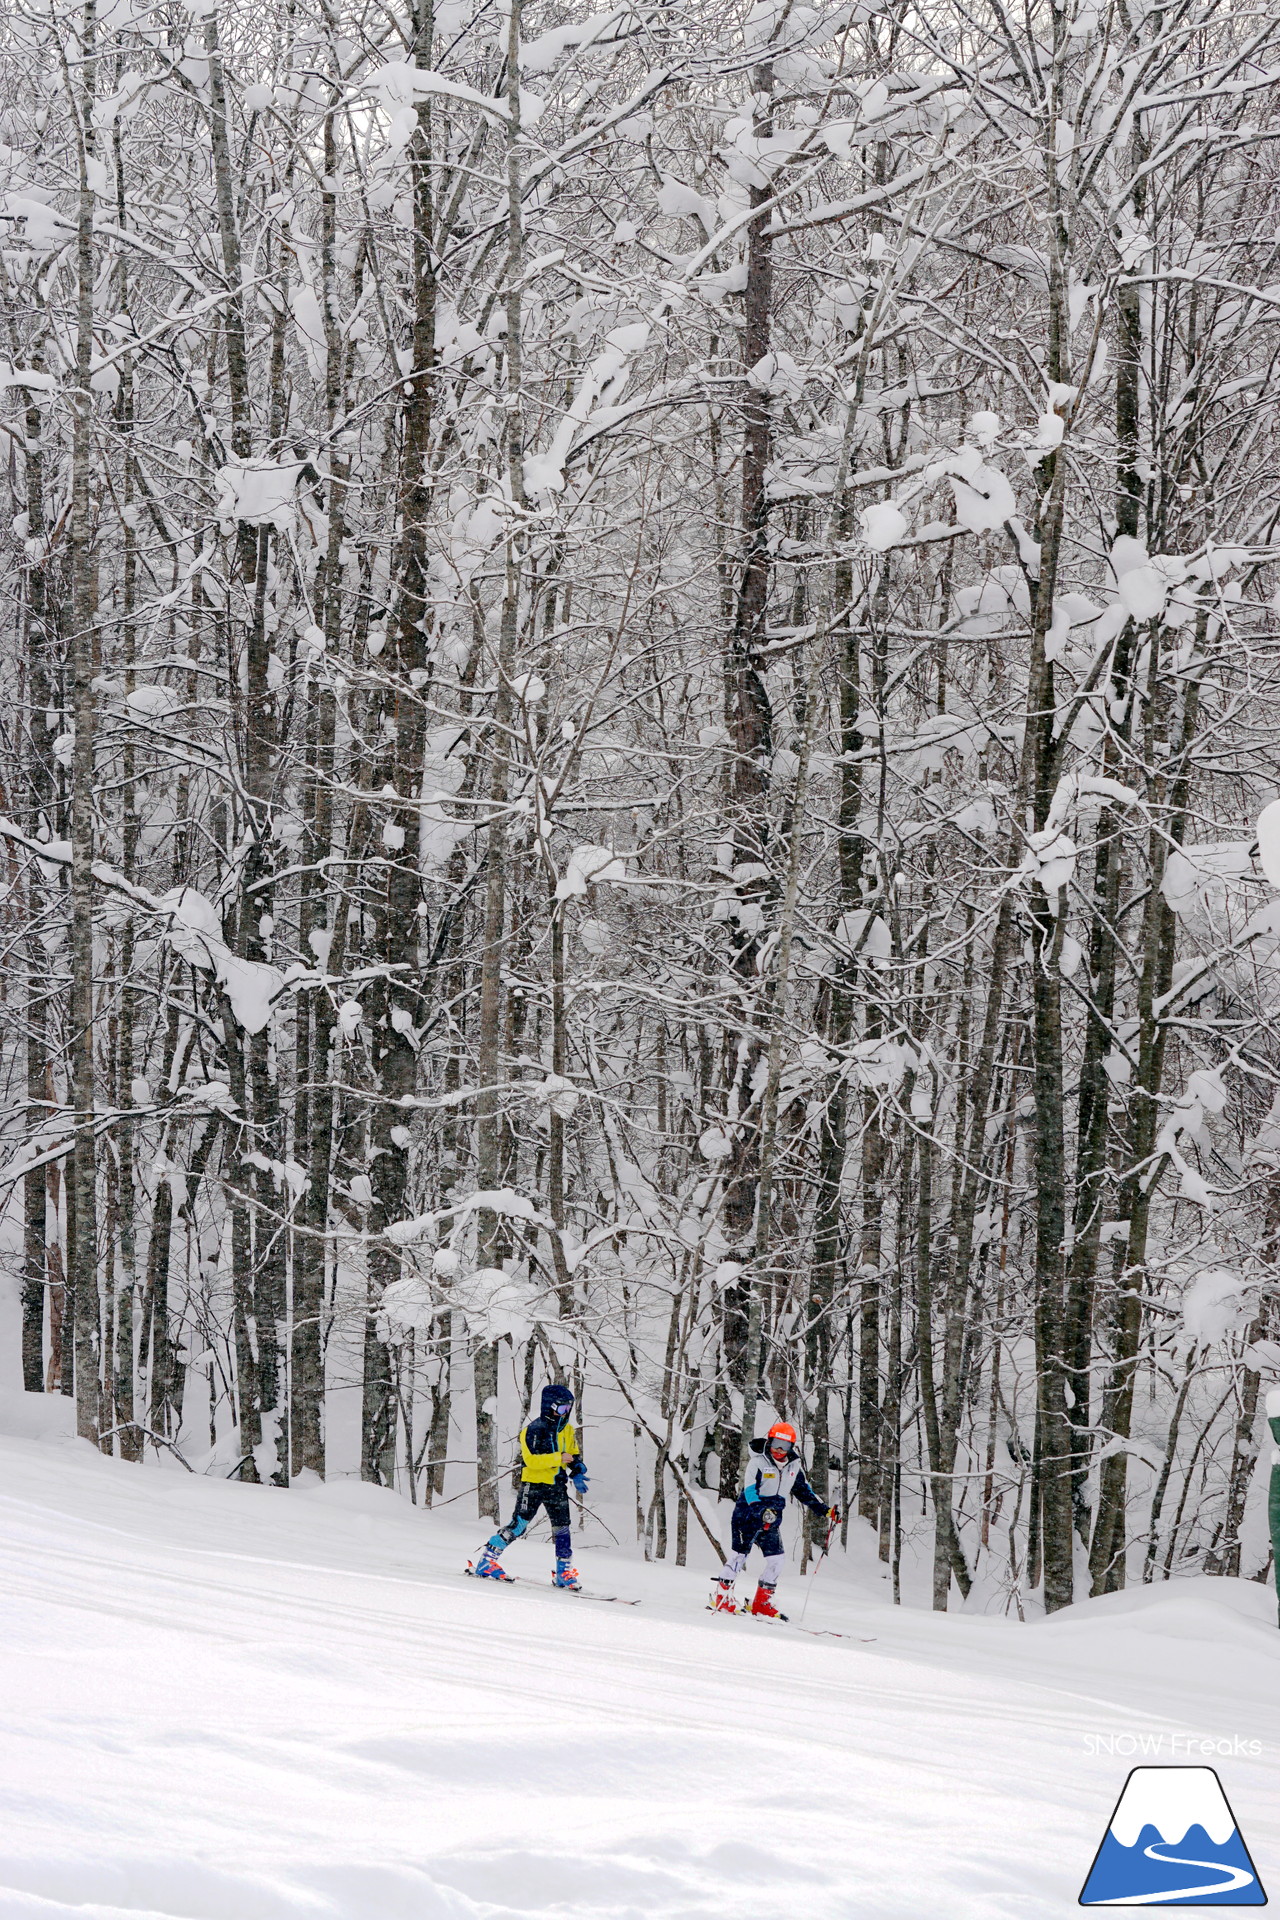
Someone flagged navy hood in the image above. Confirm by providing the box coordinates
[541,1384,573,1424]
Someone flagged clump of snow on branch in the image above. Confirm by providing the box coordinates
[556,845,628,899]
[160,888,283,1034]
[214,460,307,534]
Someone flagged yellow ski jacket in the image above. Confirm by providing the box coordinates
[519,1418,581,1484]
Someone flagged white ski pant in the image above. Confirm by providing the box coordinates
[720,1547,779,1589]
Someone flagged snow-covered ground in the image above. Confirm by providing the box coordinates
[0,1396,1275,1919]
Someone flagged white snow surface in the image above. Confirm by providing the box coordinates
[0,1403,1276,1918]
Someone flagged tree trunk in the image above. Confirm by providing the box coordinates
[67,0,102,1445]
[364,0,437,1488]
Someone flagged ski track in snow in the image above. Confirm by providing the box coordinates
[0,1428,1275,1919]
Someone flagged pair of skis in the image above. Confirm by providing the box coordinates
[462,1564,873,1633]
[464,1563,639,1605]
[708,1596,790,1621]
[707,1598,875,1643]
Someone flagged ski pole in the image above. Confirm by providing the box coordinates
[576,1497,622,1546]
[798,1510,838,1625]
[525,1499,622,1548]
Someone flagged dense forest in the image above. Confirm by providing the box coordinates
[3,0,1280,1616]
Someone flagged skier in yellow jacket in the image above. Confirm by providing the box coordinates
[470,1385,587,1589]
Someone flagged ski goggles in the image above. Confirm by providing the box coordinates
[768,1442,797,1461]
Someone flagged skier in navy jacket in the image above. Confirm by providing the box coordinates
[470,1384,588,1589]
[713,1421,837,1617]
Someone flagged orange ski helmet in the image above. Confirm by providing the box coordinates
[767,1421,798,1458]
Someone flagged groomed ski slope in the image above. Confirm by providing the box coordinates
[0,1400,1276,1920]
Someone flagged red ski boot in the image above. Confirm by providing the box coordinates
[711,1579,737,1613]
[749,1583,782,1619]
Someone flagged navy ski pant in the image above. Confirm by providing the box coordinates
[491,1481,573,1560]
[720,1496,784,1587]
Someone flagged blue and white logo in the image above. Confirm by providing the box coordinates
[1080,1766,1266,1906]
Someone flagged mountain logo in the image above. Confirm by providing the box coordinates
[1080,1766,1266,1906]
